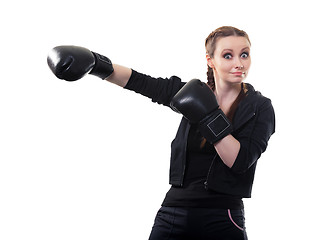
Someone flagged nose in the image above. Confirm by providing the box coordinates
[234,57,244,70]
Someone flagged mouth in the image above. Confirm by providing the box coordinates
[231,72,245,76]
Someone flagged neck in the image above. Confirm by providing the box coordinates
[215,81,242,99]
[214,82,242,113]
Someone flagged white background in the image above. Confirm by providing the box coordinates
[1,0,332,239]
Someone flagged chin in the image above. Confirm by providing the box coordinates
[229,78,245,84]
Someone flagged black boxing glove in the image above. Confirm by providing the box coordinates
[47,45,114,81]
[170,79,232,144]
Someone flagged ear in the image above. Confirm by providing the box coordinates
[206,54,214,69]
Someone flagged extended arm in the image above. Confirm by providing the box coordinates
[47,45,185,106]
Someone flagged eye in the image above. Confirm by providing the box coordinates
[241,52,249,58]
[223,53,232,59]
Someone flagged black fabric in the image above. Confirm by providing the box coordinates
[124,70,275,198]
[124,70,185,106]
[162,124,243,209]
[169,85,275,198]
[149,207,248,240]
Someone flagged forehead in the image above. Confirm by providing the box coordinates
[215,36,250,52]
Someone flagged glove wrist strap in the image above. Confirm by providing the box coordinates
[199,109,233,144]
[90,52,114,79]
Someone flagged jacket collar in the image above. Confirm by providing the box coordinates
[232,83,259,131]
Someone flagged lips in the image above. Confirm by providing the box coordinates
[231,72,245,76]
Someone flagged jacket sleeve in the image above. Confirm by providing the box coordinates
[231,98,276,174]
[124,69,185,106]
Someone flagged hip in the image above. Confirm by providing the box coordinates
[149,206,248,240]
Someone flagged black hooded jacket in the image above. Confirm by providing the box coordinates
[125,70,275,198]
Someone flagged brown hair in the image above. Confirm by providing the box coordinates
[205,26,251,91]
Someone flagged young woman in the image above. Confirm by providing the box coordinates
[48,26,275,240]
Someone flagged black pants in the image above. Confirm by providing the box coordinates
[148,207,248,240]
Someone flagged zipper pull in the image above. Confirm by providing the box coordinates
[204,181,208,190]
[204,153,218,191]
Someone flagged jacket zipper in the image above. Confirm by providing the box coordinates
[204,153,218,190]
[204,111,256,189]
[180,144,187,187]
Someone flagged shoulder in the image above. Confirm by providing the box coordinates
[244,83,273,110]
[234,83,275,137]
[244,83,275,132]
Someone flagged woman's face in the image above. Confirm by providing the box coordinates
[207,36,251,85]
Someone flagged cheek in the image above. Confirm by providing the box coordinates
[244,59,251,69]
[219,60,233,73]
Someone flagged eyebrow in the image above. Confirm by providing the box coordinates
[222,47,250,53]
